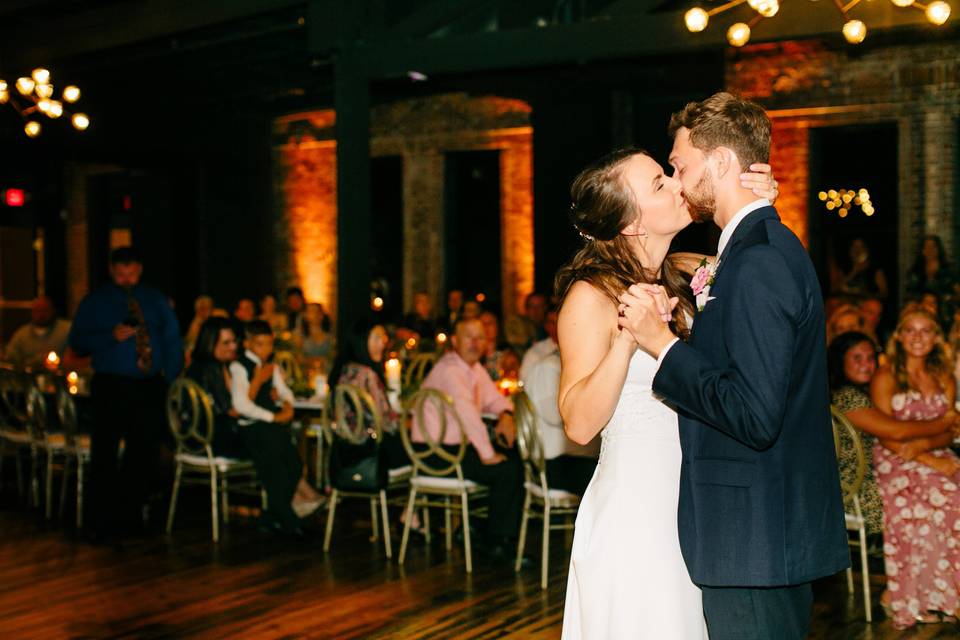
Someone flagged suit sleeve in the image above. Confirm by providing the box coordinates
[653,245,801,451]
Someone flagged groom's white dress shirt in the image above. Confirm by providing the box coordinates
[655,198,772,367]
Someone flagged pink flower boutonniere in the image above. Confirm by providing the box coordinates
[690,258,717,312]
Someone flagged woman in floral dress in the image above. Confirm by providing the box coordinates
[871,305,960,628]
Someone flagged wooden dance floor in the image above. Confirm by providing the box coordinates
[0,494,954,639]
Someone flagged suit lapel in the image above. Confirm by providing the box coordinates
[712,206,779,281]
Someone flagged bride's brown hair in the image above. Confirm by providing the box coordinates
[555,148,694,340]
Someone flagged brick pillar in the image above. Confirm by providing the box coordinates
[499,138,535,320]
[769,120,809,247]
[922,109,957,258]
[403,150,445,313]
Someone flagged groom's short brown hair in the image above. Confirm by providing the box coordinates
[668,92,771,169]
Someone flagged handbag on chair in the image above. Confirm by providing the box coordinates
[328,437,387,492]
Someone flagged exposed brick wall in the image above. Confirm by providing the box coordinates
[726,38,960,299]
[274,94,534,323]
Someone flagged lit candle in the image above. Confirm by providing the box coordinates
[46,351,60,370]
[67,371,79,384]
[436,332,447,347]
[385,358,401,392]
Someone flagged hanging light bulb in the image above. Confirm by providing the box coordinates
[25,121,41,137]
[748,0,780,17]
[842,20,867,43]
[890,0,914,5]
[926,1,951,24]
[0,80,7,92]
[31,68,50,85]
[727,22,751,47]
[63,85,81,103]
[0,90,7,104]
[16,77,35,95]
[72,113,90,130]
[37,99,51,113]
[685,8,709,32]
[47,100,63,118]
[35,83,54,98]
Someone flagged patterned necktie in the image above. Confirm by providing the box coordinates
[126,292,153,373]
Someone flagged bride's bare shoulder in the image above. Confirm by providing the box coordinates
[560,281,618,320]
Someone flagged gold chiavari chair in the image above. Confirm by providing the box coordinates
[831,405,872,623]
[0,365,35,502]
[274,350,305,387]
[398,388,489,573]
[403,353,437,393]
[513,390,581,589]
[165,377,262,542]
[323,383,412,558]
[48,380,91,526]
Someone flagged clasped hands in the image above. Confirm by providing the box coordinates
[617,284,679,359]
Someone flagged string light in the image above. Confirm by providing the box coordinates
[684,0,951,46]
[821,187,874,217]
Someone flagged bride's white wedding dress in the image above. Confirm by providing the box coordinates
[562,349,707,639]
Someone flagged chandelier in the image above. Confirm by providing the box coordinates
[0,68,90,138]
[684,0,951,47]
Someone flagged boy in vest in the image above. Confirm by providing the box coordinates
[229,320,318,534]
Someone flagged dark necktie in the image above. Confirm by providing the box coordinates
[126,293,153,373]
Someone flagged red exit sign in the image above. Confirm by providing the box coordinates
[4,189,26,207]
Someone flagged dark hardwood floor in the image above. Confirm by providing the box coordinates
[1,486,958,639]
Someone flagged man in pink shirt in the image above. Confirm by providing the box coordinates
[413,317,523,558]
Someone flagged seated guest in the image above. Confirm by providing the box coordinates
[522,332,598,496]
[258,293,288,334]
[870,306,960,629]
[519,306,560,381]
[234,298,256,324]
[827,303,865,343]
[285,287,307,334]
[400,292,438,344]
[294,303,334,364]
[461,299,482,321]
[183,295,214,354]
[414,317,524,558]
[229,320,322,534]
[505,292,549,353]
[827,331,956,541]
[859,296,885,343]
[328,319,407,469]
[185,318,246,458]
[4,296,71,369]
[478,310,519,382]
[437,289,464,332]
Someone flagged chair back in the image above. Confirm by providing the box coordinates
[330,383,382,445]
[0,365,30,427]
[23,376,49,441]
[513,390,547,488]
[54,379,82,448]
[167,377,216,456]
[400,388,467,479]
[403,353,437,392]
[274,350,305,386]
[831,405,866,517]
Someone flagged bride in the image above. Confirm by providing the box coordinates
[556,148,776,638]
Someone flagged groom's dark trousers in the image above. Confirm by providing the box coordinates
[653,206,849,639]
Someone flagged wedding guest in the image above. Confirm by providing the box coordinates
[859,297,885,342]
[234,298,256,324]
[438,289,464,332]
[870,306,960,629]
[835,238,889,300]
[828,331,956,539]
[259,294,288,334]
[285,287,307,334]
[523,332,598,496]
[827,303,866,343]
[400,292,438,341]
[68,247,183,542]
[185,318,246,458]
[479,310,519,382]
[907,234,958,325]
[294,303,334,367]
[229,320,322,534]
[519,306,559,381]
[4,296,71,369]
[505,292,548,353]
[414,317,523,558]
[183,295,214,354]
[328,319,408,470]
[461,299,482,320]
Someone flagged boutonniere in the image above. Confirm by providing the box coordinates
[690,258,717,312]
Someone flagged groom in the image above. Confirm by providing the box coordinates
[620,93,849,639]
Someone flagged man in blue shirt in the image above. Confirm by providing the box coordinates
[69,247,183,541]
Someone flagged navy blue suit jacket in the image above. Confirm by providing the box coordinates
[653,206,849,587]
